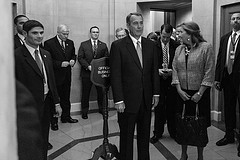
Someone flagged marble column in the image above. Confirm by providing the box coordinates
[0,1,17,160]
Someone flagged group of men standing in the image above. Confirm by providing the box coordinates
[13,14,109,160]
[13,11,240,160]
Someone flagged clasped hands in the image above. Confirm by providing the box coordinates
[61,60,75,67]
[177,89,202,103]
[159,69,172,79]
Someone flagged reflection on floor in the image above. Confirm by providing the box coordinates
[48,110,240,160]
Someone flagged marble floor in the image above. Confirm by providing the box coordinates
[48,110,240,160]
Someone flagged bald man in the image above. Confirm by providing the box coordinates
[44,24,78,127]
[115,27,127,40]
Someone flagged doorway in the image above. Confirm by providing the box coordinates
[220,2,240,128]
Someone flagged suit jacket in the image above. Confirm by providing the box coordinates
[16,80,43,160]
[15,45,60,119]
[110,36,160,113]
[14,34,24,50]
[44,36,76,85]
[215,31,240,91]
[78,39,109,78]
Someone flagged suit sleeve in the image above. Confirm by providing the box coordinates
[109,42,124,103]
[172,46,181,85]
[15,49,27,84]
[78,43,90,69]
[104,44,109,57]
[45,51,60,104]
[70,40,76,61]
[201,43,215,87]
[16,80,44,160]
[153,44,160,95]
[44,41,62,69]
[215,36,224,82]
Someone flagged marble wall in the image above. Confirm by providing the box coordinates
[1,1,17,159]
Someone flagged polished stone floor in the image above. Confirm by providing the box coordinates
[48,110,240,160]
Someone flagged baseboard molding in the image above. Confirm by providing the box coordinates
[211,110,221,121]
[70,99,114,113]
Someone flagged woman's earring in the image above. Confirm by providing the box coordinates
[187,38,190,41]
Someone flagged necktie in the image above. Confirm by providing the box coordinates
[136,41,143,67]
[61,40,65,52]
[34,50,43,73]
[227,33,237,74]
[93,40,97,57]
[162,45,168,69]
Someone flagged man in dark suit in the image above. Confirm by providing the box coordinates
[109,12,160,160]
[150,24,178,144]
[15,20,62,160]
[44,24,78,127]
[13,15,29,49]
[78,26,109,119]
[215,12,240,147]
[16,80,43,160]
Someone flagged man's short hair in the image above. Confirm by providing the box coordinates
[23,20,44,33]
[126,12,143,25]
[160,24,173,34]
[14,15,28,25]
[57,24,69,33]
[115,27,125,34]
[90,26,99,32]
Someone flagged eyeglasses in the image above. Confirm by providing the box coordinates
[92,31,99,33]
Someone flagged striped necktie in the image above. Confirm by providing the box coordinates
[227,32,237,74]
[93,40,97,57]
[136,41,143,67]
[162,45,168,69]
[34,50,43,73]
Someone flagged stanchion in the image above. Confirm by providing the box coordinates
[90,57,119,160]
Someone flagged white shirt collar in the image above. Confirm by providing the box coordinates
[91,38,98,45]
[25,43,40,58]
[57,35,64,44]
[17,33,25,42]
[129,34,142,45]
[233,30,240,35]
[161,41,169,48]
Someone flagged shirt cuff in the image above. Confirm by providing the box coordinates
[115,101,124,104]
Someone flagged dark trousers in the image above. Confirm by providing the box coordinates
[223,73,239,138]
[51,77,71,123]
[81,77,103,114]
[57,78,71,120]
[153,84,177,137]
[118,100,151,160]
[42,94,51,160]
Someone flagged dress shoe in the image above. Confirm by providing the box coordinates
[150,135,162,144]
[82,113,88,119]
[216,137,235,146]
[48,142,53,150]
[61,117,78,123]
[51,123,58,131]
